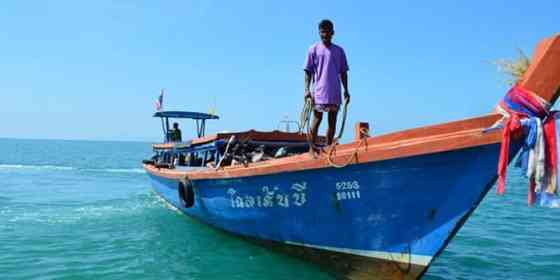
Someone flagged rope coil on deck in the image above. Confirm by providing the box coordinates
[300,96,365,168]
[299,97,317,150]
[327,127,369,168]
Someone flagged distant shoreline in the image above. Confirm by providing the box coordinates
[0,137,154,144]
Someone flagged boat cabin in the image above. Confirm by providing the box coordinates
[145,111,315,170]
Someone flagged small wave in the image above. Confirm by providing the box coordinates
[0,164,145,174]
[84,168,146,174]
[0,164,75,171]
[5,193,161,225]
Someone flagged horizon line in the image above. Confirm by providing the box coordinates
[0,136,157,144]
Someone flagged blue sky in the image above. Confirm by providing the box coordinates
[1,1,558,142]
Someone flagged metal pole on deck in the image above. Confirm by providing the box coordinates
[201,120,206,137]
[160,117,166,142]
[165,117,170,142]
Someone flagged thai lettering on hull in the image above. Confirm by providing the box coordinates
[227,182,307,209]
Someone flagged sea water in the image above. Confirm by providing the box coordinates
[0,138,558,280]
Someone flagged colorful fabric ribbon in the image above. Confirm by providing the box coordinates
[497,84,558,206]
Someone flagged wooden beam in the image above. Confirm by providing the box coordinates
[520,35,560,104]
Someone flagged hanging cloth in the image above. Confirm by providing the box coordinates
[496,84,558,206]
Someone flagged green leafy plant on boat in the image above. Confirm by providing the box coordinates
[495,49,531,85]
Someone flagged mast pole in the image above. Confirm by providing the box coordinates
[160,117,166,142]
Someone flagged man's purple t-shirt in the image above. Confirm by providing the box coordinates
[304,42,349,105]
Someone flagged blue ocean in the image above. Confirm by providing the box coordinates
[1,138,558,280]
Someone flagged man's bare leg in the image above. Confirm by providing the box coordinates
[310,110,323,155]
[326,110,338,145]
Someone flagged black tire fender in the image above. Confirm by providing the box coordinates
[178,179,195,208]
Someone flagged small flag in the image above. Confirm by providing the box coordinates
[155,89,164,111]
[208,96,217,116]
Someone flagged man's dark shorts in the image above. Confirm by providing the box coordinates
[314,104,340,113]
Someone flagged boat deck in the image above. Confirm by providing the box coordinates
[146,114,503,180]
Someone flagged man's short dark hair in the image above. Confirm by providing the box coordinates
[318,19,334,31]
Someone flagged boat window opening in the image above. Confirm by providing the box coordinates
[199,153,205,167]
[185,153,192,166]
[202,151,208,167]
[178,153,186,166]
[191,152,198,167]
[189,152,195,166]
[205,151,216,168]
[147,139,313,169]
[187,152,201,167]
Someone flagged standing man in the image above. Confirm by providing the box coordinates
[304,19,350,154]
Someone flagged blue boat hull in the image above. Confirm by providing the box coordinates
[147,142,515,279]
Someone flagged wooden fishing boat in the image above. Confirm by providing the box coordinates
[144,35,560,279]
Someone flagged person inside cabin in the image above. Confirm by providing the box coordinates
[178,153,186,166]
[206,152,215,166]
[184,153,192,166]
[304,19,350,155]
[169,122,182,142]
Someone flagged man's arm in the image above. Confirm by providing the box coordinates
[341,71,349,104]
[304,70,312,100]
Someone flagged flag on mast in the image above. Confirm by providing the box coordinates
[155,89,164,111]
[208,96,217,116]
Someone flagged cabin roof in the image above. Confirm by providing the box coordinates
[153,111,219,120]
